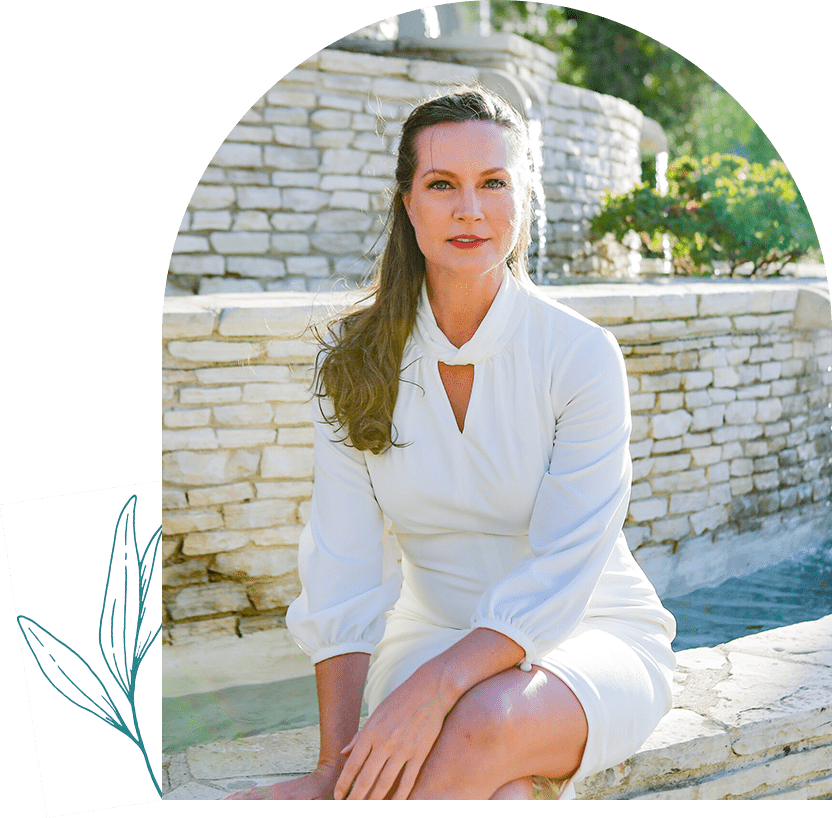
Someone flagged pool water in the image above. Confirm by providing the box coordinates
[662,538,832,651]
[162,538,832,754]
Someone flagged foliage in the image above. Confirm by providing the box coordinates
[591,154,817,276]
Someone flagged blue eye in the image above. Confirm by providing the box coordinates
[485,179,508,188]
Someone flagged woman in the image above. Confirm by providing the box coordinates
[225,87,676,800]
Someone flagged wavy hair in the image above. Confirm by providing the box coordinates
[313,86,534,454]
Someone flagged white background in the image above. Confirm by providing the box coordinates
[0,481,162,818]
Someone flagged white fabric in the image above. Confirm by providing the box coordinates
[286,272,676,777]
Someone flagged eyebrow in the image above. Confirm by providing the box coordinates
[420,167,509,179]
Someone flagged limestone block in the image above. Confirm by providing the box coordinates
[164,408,212,429]
[228,124,273,143]
[188,482,255,507]
[264,88,315,107]
[179,386,242,405]
[689,504,729,535]
[236,187,282,210]
[223,498,296,530]
[311,129,354,149]
[263,106,309,125]
[281,188,329,212]
[682,371,713,391]
[640,372,682,393]
[650,469,707,494]
[169,254,225,275]
[651,516,691,542]
[261,446,314,480]
[168,341,256,364]
[652,409,693,440]
[628,497,667,523]
[212,403,274,426]
[167,617,240,649]
[724,400,756,426]
[310,108,352,129]
[271,125,311,148]
[311,232,364,254]
[270,234,310,254]
[162,508,223,535]
[162,305,217,340]
[211,143,262,168]
[691,405,726,432]
[163,488,188,510]
[254,480,313,501]
[226,257,286,279]
[652,437,682,455]
[633,293,697,322]
[266,339,317,364]
[649,453,693,476]
[630,708,731,779]
[190,184,235,209]
[669,491,709,515]
[183,530,250,556]
[277,427,314,446]
[197,278,263,295]
[684,390,712,410]
[210,232,270,255]
[270,401,315,425]
[191,210,232,231]
[249,525,304,547]
[242,382,309,404]
[168,582,250,620]
[263,145,318,171]
[163,428,219,452]
[319,148,368,175]
[216,428,276,448]
[173,235,209,254]
[163,560,209,587]
[286,256,330,276]
[164,449,260,487]
[214,545,298,579]
[246,572,302,610]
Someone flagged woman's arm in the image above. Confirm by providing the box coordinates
[222,652,370,800]
[335,627,524,800]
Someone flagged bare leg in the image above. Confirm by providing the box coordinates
[409,666,587,799]
[490,777,534,799]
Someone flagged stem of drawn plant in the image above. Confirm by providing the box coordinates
[129,674,161,797]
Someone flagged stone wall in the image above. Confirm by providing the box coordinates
[161,278,832,645]
[167,36,643,295]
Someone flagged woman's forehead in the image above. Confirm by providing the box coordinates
[413,120,522,172]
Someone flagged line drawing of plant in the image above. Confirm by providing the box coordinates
[17,495,162,797]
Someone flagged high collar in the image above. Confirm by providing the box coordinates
[413,272,530,365]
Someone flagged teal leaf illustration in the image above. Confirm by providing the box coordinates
[135,524,162,663]
[17,616,128,736]
[99,495,141,695]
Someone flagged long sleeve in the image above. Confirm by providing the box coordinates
[285,397,402,666]
[470,324,633,663]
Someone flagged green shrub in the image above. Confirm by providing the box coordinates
[591,154,819,276]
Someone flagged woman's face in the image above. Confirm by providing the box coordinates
[402,120,527,285]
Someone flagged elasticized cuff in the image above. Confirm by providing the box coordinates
[310,642,375,666]
[471,618,538,672]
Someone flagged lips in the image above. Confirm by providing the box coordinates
[448,235,488,249]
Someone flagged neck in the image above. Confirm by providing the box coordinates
[425,268,506,349]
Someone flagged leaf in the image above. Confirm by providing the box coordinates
[17,616,128,735]
[135,525,162,663]
[99,495,141,695]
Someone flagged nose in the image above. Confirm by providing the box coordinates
[454,186,484,221]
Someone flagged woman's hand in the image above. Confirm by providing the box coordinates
[334,666,453,800]
[222,759,343,800]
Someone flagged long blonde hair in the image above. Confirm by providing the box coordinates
[314,87,534,454]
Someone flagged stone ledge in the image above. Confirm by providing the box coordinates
[161,615,832,800]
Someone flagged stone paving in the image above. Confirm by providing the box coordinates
[162,613,832,800]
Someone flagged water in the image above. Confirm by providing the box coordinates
[663,538,832,651]
[163,539,832,753]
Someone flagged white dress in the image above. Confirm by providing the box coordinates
[286,271,676,787]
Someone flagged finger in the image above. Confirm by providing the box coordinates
[366,757,406,801]
[345,755,385,801]
[390,760,420,801]
[334,740,372,799]
[340,732,358,755]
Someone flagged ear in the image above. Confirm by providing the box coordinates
[401,191,412,222]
